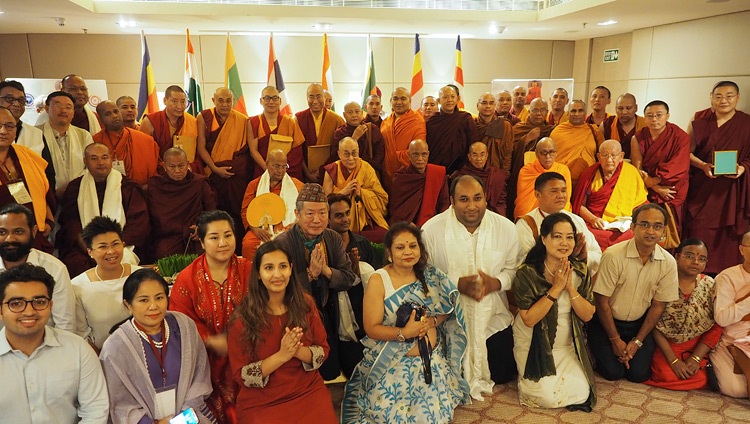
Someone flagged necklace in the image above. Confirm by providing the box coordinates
[543,261,556,276]
[131,318,170,349]
[0,153,16,181]
[95,263,125,281]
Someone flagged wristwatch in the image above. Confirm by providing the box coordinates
[632,338,643,349]
[397,328,406,342]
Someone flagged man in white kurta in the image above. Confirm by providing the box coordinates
[422,174,519,401]
[515,171,602,272]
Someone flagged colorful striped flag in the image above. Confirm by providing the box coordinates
[321,33,335,111]
[184,28,203,116]
[224,34,247,116]
[453,35,465,109]
[267,34,293,116]
[137,31,159,120]
[361,35,381,106]
[410,34,424,111]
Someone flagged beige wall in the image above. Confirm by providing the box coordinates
[0,33,574,116]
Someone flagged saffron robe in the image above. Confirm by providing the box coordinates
[507,118,555,219]
[514,159,572,219]
[510,107,529,123]
[324,159,389,231]
[549,122,604,185]
[93,127,159,186]
[145,110,198,158]
[147,172,217,260]
[330,123,385,176]
[686,110,750,273]
[450,163,507,216]
[426,110,479,173]
[389,164,449,227]
[380,110,426,189]
[601,115,647,159]
[249,114,305,181]
[546,111,569,126]
[475,115,514,172]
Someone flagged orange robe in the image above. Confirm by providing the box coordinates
[600,115,647,159]
[249,114,305,181]
[380,110,426,189]
[144,110,198,158]
[514,159,572,219]
[93,127,159,186]
[324,159,389,232]
[549,121,604,185]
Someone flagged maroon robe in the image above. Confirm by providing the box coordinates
[601,115,641,159]
[389,164,449,226]
[56,175,150,277]
[146,110,185,158]
[450,163,507,216]
[363,114,383,128]
[686,110,750,273]
[328,123,385,176]
[495,112,520,126]
[425,110,478,173]
[249,114,304,181]
[72,109,91,132]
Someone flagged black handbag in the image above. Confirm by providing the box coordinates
[395,302,433,384]
[682,352,720,392]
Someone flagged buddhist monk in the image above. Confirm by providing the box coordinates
[147,147,217,260]
[0,80,44,156]
[514,137,572,218]
[93,100,159,187]
[295,83,345,181]
[586,86,612,126]
[600,93,646,159]
[388,139,449,226]
[571,139,648,250]
[509,85,529,123]
[426,85,478,173]
[323,137,388,242]
[330,101,385,177]
[116,96,139,130]
[240,149,304,260]
[139,85,198,160]
[685,81,750,273]
[450,141,507,215]
[57,143,149,276]
[495,90,520,126]
[249,86,305,181]
[380,87,426,190]
[547,88,569,125]
[323,90,333,110]
[550,99,605,185]
[420,96,437,122]
[60,74,101,134]
[363,94,383,127]
[475,92,514,173]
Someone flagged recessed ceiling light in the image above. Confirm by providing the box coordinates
[118,20,137,28]
[597,20,618,26]
[313,23,333,30]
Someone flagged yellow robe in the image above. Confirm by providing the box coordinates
[590,162,648,222]
[549,122,604,185]
[330,159,389,231]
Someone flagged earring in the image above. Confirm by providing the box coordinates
[388,256,392,262]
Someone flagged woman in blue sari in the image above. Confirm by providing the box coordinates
[342,222,470,423]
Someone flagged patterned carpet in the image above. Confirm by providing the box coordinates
[328,375,750,423]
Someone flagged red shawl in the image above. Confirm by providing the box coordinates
[636,122,690,206]
[571,162,622,217]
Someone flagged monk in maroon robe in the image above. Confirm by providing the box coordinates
[450,141,507,216]
[686,81,750,273]
[426,85,478,174]
[328,101,385,178]
[139,86,199,169]
[601,93,646,159]
[363,94,383,128]
[389,140,449,226]
[495,90,520,126]
[295,83,345,181]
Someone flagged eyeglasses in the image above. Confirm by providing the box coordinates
[93,240,123,253]
[269,164,289,171]
[1,95,26,106]
[599,153,621,160]
[712,94,737,102]
[537,149,557,157]
[4,296,51,313]
[645,113,666,120]
[634,222,665,231]
[339,151,359,159]
[262,96,280,102]
[678,252,708,263]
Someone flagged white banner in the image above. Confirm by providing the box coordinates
[490,79,575,105]
[8,78,109,125]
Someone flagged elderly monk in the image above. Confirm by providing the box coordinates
[249,86,305,181]
[323,137,388,242]
[330,101,385,178]
[0,80,44,156]
[572,140,648,250]
[475,92,514,173]
[388,139,449,226]
[57,143,149,276]
[116,96,139,130]
[509,85,529,123]
[634,100,690,240]
[420,96,438,122]
[450,141,507,216]
[600,93,646,159]
[514,137,572,218]
[140,85,198,159]
[586,86,612,126]
[295,83,345,181]
[685,81,750,274]
[363,94,383,127]
[60,74,101,134]
[381,87,426,189]
[547,88,569,125]
[37,91,94,198]
[147,147,217,260]
[495,90,520,126]
[93,100,159,187]
[426,85,478,173]
[550,99,605,185]
[240,149,304,260]
[323,90,333,110]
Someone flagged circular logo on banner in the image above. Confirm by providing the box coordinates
[25,93,35,107]
[89,96,101,107]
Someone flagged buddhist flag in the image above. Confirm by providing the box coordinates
[137,31,159,120]
[224,34,247,116]
[453,35,465,109]
[410,34,424,111]
[267,34,293,116]
[321,33,335,111]
[361,35,381,106]
[184,28,203,116]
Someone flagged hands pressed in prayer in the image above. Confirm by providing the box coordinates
[309,245,325,278]
[572,233,587,262]
[348,247,361,275]
[551,258,571,294]
[279,326,304,362]
[652,185,677,201]
[341,180,359,196]
[251,225,273,242]
[214,165,235,178]
[458,271,500,302]
[352,124,369,140]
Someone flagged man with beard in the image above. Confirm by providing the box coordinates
[495,90,520,126]
[0,80,44,155]
[475,92,514,173]
[60,74,101,135]
[116,96,140,130]
[600,93,646,159]
[0,204,74,333]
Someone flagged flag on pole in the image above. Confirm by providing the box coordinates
[361,35,381,106]
[321,33,335,111]
[224,34,247,116]
[453,35,465,109]
[410,34,424,111]
[267,34,293,116]
[184,28,203,116]
[137,31,159,120]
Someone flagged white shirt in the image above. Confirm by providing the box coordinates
[0,249,76,333]
[515,208,602,274]
[37,122,93,194]
[16,122,45,156]
[0,326,109,424]
[422,207,519,400]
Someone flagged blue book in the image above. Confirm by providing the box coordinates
[713,150,738,175]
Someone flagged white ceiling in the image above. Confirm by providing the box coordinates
[0,0,747,40]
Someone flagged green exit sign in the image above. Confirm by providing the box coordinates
[603,49,619,62]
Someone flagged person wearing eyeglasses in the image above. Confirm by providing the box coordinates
[588,203,679,383]
[328,101,385,179]
[514,137,572,219]
[140,85,198,159]
[249,86,305,181]
[0,80,45,156]
[549,99,605,186]
[71,216,140,352]
[0,263,109,423]
[240,148,304,260]
[295,83,345,182]
[571,139,648,250]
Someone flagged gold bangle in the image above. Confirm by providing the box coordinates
[691,355,701,364]
[570,294,581,301]
[670,358,679,365]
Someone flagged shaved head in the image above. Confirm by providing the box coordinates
[163,146,188,162]
[339,137,358,151]
[266,148,287,164]
[116,96,135,107]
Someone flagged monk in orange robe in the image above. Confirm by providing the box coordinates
[550,99,604,185]
[381,87,426,191]
[585,86,613,126]
[295,83,344,182]
[600,93,646,159]
[475,92,514,173]
[426,85,478,173]
[514,137,572,218]
[116,96,140,130]
[139,85,198,163]
[450,141,507,216]
[93,100,158,187]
